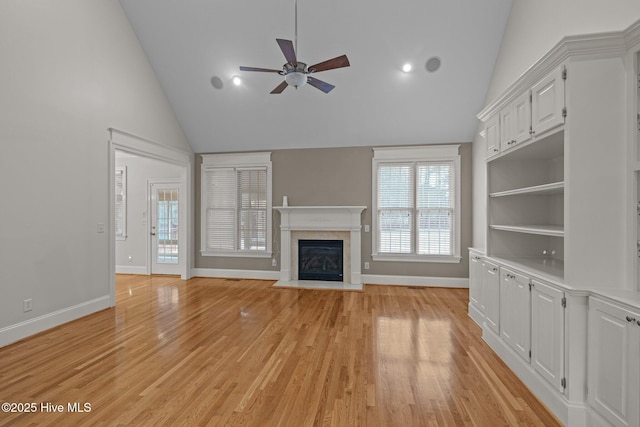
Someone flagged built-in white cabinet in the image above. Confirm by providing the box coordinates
[483,259,500,334]
[588,297,640,427]
[472,19,640,426]
[500,268,531,362]
[531,279,565,393]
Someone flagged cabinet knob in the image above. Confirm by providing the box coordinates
[492,267,498,272]
[493,148,498,152]
[626,315,636,322]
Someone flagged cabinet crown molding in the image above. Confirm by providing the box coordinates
[478,18,640,122]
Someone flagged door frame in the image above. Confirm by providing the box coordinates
[148,179,184,276]
[108,129,193,306]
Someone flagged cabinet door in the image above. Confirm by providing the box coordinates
[482,260,500,334]
[485,115,500,158]
[531,279,564,393]
[531,66,565,136]
[499,105,515,152]
[513,90,532,145]
[469,254,483,310]
[500,268,531,362]
[588,298,640,427]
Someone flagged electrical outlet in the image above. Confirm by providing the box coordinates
[23,299,33,312]
[128,256,133,264]
[364,262,370,270]
[272,258,278,267]
[364,225,370,233]
[97,223,105,233]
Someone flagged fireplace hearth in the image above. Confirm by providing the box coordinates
[298,240,343,282]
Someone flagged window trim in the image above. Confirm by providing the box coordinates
[372,145,461,263]
[200,152,272,258]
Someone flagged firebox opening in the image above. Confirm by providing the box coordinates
[298,239,344,281]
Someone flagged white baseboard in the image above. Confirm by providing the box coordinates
[482,327,586,426]
[362,274,469,288]
[116,265,147,275]
[0,296,111,348]
[468,303,485,326]
[191,268,280,281]
[190,269,469,288]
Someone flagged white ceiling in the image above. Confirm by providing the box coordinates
[119,0,512,153]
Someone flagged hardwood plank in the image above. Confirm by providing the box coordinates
[0,275,561,426]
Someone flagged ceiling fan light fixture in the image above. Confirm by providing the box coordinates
[285,71,307,88]
[402,63,412,73]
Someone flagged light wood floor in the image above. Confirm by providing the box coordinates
[0,275,560,426]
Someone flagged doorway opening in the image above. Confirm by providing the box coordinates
[109,129,192,307]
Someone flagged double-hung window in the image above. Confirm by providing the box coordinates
[372,145,461,263]
[201,152,272,257]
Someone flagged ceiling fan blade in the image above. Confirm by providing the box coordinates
[270,80,289,94]
[308,55,350,73]
[276,39,297,66]
[307,76,335,93]
[239,66,282,73]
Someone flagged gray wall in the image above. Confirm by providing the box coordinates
[195,143,472,278]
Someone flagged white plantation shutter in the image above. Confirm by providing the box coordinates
[377,164,414,253]
[205,168,236,251]
[201,152,271,256]
[237,168,267,251]
[373,145,460,261]
[416,162,454,255]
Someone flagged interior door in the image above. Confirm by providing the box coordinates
[150,182,181,275]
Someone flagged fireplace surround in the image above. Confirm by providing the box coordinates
[273,206,366,287]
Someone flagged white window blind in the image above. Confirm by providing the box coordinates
[238,169,267,251]
[416,162,454,255]
[377,164,414,254]
[201,152,272,257]
[373,145,460,262]
[115,166,126,240]
[205,168,237,252]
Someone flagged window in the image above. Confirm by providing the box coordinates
[201,152,272,257]
[115,166,127,240]
[372,145,461,263]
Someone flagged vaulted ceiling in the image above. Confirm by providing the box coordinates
[119,0,512,153]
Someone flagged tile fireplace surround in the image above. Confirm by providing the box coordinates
[273,206,366,288]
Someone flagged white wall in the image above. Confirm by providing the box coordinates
[115,153,184,274]
[0,0,191,346]
[472,1,640,250]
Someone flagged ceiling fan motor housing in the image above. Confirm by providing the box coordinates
[284,62,308,87]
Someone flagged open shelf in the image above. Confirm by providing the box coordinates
[490,224,564,237]
[489,181,564,198]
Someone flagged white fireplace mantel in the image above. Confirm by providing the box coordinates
[274,206,366,286]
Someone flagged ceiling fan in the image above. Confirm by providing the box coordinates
[239,0,350,94]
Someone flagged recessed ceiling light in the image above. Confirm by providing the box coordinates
[232,75,242,86]
[425,57,441,73]
[402,63,412,73]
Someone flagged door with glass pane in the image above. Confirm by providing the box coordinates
[150,182,181,275]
